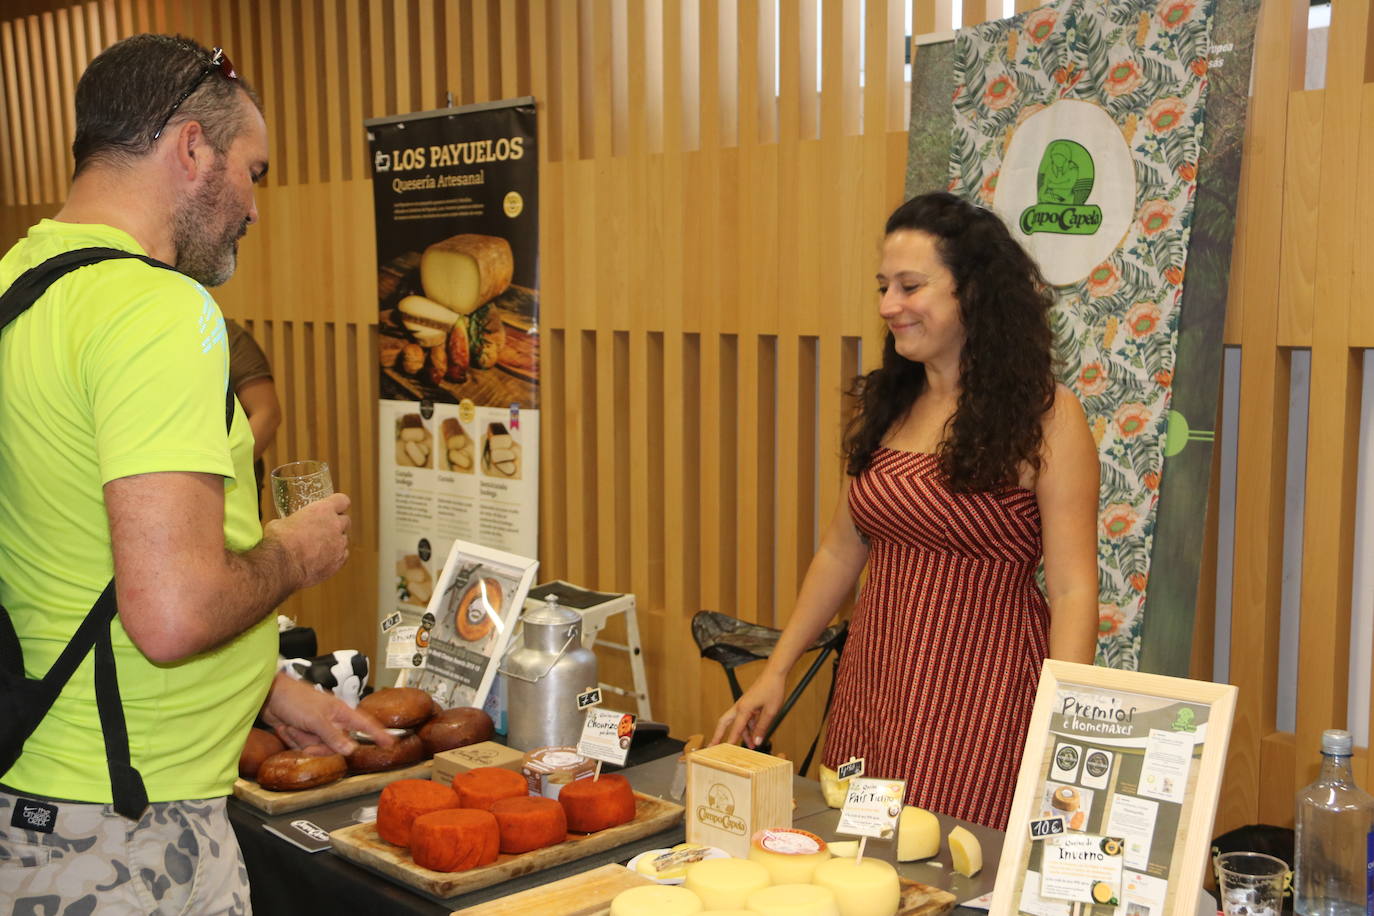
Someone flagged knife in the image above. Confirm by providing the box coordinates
[669,733,704,801]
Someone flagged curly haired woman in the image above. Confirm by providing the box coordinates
[711,192,1099,830]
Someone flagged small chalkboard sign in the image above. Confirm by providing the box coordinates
[837,757,865,781]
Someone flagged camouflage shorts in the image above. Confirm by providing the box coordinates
[0,789,250,916]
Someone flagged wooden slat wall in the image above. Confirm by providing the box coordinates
[2,0,1369,830]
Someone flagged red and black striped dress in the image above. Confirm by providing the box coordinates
[823,448,1049,830]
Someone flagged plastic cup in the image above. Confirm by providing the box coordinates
[1214,851,1289,916]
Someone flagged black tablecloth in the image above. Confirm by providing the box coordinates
[231,733,684,915]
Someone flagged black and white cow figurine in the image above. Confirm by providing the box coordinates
[279,650,370,707]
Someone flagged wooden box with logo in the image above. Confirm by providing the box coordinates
[684,744,792,858]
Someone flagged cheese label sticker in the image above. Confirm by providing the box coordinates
[1039,834,1125,905]
[577,708,636,765]
[837,757,865,781]
[576,687,603,710]
[836,777,905,839]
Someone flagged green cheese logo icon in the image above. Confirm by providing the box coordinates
[1020,139,1103,236]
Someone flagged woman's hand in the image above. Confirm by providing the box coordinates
[708,480,869,750]
[709,669,788,749]
[261,671,396,756]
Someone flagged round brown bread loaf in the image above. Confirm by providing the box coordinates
[419,707,494,755]
[239,728,286,780]
[359,687,435,729]
[255,749,348,791]
[347,732,425,774]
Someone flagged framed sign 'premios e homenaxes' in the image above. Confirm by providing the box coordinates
[992,661,1236,916]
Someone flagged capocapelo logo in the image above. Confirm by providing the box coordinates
[696,783,746,835]
[1020,139,1102,236]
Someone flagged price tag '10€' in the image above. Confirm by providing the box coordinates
[577,707,637,766]
[836,777,906,840]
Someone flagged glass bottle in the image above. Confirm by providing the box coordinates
[1294,729,1374,915]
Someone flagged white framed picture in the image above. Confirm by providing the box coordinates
[401,539,538,711]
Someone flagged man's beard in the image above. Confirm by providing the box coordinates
[171,160,247,288]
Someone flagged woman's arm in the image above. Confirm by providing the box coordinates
[710,479,870,747]
[1036,384,1101,664]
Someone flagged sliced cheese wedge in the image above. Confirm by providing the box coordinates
[948,824,983,877]
[819,764,850,808]
[397,294,459,347]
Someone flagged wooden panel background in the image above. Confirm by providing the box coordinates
[1,0,1368,835]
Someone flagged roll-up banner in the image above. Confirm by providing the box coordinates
[366,98,539,679]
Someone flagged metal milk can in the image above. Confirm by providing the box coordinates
[500,594,598,751]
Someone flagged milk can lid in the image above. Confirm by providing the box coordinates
[521,594,580,627]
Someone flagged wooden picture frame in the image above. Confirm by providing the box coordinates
[991,661,1237,916]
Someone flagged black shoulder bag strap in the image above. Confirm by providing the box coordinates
[0,247,234,821]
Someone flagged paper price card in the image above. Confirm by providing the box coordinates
[386,626,425,668]
[577,708,636,765]
[1039,834,1125,906]
[836,778,906,840]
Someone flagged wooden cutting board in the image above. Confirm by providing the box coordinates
[330,791,683,899]
[447,868,954,915]
[898,876,957,915]
[450,864,654,915]
[233,760,433,815]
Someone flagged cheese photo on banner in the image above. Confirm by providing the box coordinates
[941,0,1216,669]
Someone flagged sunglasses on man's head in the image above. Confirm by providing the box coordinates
[151,47,239,142]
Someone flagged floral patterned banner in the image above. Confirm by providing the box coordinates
[948,0,1215,669]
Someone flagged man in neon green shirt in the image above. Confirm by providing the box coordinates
[0,35,390,914]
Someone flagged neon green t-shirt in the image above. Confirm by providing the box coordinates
[0,220,275,802]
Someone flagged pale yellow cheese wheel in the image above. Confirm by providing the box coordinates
[683,858,771,909]
[747,829,830,885]
[609,884,705,916]
[744,883,840,916]
[897,806,940,861]
[811,857,900,916]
